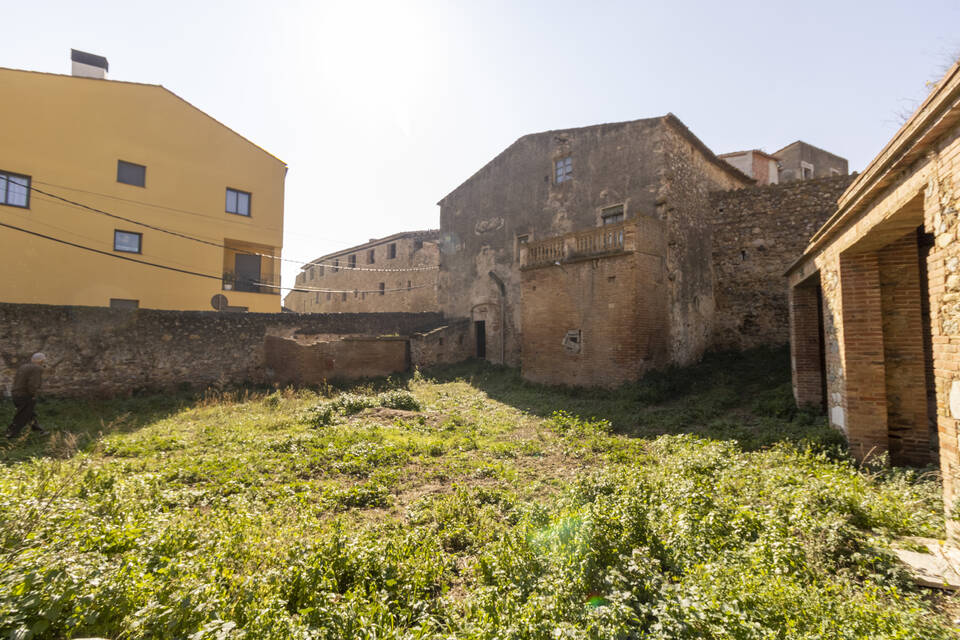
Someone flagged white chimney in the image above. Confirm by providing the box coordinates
[71,49,108,79]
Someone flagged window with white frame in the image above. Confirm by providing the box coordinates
[555,157,572,183]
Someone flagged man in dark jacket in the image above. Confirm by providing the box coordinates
[6,352,47,438]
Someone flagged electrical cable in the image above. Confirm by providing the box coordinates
[0,218,436,295]
[27,182,438,272]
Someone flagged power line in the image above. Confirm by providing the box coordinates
[0,219,222,281]
[32,178,356,246]
[29,181,439,273]
[0,218,436,295]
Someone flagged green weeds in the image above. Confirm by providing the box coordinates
[0,348,953,638]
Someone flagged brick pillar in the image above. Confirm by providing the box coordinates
[789,280,824,409]
[878,232,930,465]
[838,251,889,461]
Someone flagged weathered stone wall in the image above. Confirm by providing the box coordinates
[711,175,854,349]
[0,303,444,396]
[437,114,749,367]
[657,123,752,365]
[409,320,474,369]
[265,335,409,384]
[520,220,669,387]
[285,232,439,314]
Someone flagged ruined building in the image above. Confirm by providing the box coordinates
[435,113,850,386]
[284,230,439,313]
[787,61,960,535]
[437,114,753,382]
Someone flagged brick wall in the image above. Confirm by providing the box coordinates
[265,335,409,384]
[711,175,854,349]
[0,303,443,396]
[838,251,890,461]
[788,279,824,408]
[878,232,930,465]
[520,220,669,387]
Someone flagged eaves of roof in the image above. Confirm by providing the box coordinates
[785,60,960,275]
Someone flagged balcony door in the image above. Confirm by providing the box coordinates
[235,253,261,293]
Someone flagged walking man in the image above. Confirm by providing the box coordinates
[6,352,47,438]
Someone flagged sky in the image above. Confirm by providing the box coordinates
[2,0,959,290]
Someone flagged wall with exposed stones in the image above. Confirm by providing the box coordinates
[265,335,409,384]
[711,175,854,349]
[409,320,474,369]
[0,303,444,396]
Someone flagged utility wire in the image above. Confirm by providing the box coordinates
[33,178,355,246]
[28,182,438,273]
[0,218,436,295]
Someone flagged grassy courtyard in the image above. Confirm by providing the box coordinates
[0,347,955,639]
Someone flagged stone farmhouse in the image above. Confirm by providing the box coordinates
[787,60,960,536]
[284,230,439,313]
[435,114,850,386]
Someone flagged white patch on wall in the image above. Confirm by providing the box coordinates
[830,406,846,431]
[950,380,960,419]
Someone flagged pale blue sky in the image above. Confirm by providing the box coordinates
[2,0,958,289]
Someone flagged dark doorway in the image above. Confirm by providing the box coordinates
[235,253,261,292]
[475,320,486,359]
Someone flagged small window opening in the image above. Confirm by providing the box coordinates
[601,204,625,225]
[368,249,375,264]
[555,157,573,183]
[379,282,385,295]
[388,243,397,259]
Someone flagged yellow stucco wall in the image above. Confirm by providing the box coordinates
[0,68,286,312]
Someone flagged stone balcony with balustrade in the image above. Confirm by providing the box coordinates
[519,221,635,270]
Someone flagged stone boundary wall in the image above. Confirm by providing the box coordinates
[711,174,855,350]
[265,335,410,384]
[0,303,443,396]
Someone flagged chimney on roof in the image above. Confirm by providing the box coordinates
[71,49,108,79]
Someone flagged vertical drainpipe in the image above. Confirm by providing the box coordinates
[488,271,506,364]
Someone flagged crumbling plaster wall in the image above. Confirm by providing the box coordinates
[438,116,750,367]
[656,124,751,365]
[711,175,854,349]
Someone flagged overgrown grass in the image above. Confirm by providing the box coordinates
[0,347,952,639]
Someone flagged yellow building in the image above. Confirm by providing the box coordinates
[0,53,286,312]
